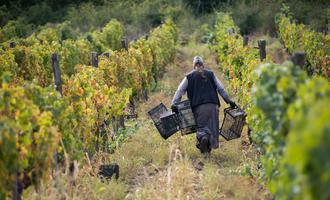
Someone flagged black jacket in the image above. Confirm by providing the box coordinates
[186,69,220,108]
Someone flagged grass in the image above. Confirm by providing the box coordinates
[110,42,272,199]
[23,41,272,200]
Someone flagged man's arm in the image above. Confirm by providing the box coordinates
[213,75,232,104]
[172,77,188,105]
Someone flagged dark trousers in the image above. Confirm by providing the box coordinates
[193,103,220,151]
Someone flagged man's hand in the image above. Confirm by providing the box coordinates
[229,101,237,109]
[171,104,179,113]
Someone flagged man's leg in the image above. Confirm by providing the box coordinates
[196,129,211,153]
[193,104,213,154]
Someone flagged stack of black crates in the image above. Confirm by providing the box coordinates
[148,100,196,139]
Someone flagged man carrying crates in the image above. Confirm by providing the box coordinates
[171,56,236,154]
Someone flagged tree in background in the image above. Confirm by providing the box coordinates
[0,0,328,38]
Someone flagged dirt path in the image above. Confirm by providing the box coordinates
[108,43,272,200]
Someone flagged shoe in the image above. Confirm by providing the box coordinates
[199,137,209,154]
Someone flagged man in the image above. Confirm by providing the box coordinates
[171,56,236,154]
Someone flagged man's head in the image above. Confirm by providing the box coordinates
[193,56,204,69]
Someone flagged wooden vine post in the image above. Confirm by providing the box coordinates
[51,53,62,95]
[243,35,249,47]
[9,41,16,48]
[290,52,306,68]
[51,52,62,172]
[11,172,23,200]
[112,116,125,134]
[91,51,98,67]
[290,51,312,75]
[257,39,266,61]
[121,38,128,50]
[92,51,108,150]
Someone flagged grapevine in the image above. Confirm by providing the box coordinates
[0,19,177,198]
[277,13,330,79]
[212,12,330,200]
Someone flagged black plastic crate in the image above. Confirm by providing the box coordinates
[148,101,197,139]
[159,111,180,139]
[148,103,168,124]
[148,104,179,140]
[176,100,196,135]
[154,121,178,140]
[219,107,246,141]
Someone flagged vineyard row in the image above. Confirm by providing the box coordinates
[0,20,177,198]
[212,12,330,200]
